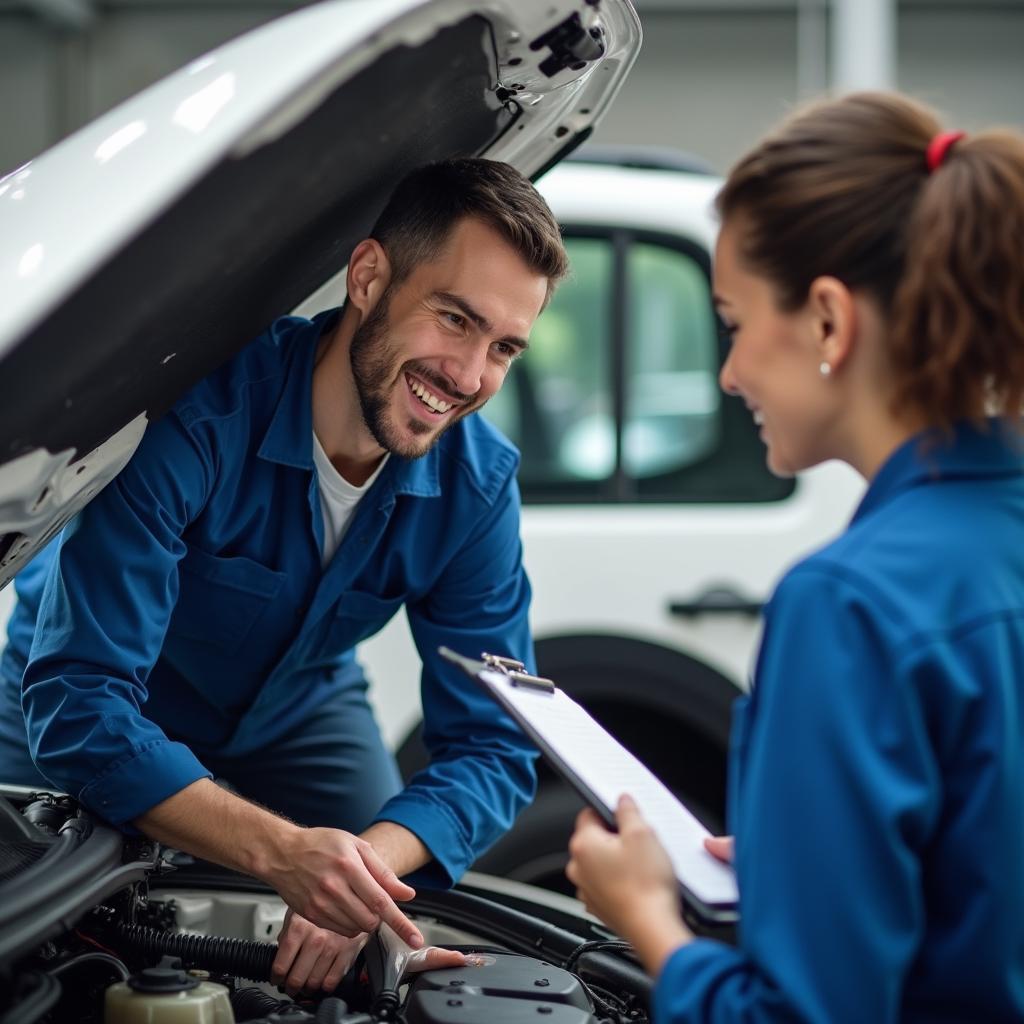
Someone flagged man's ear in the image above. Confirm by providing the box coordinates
[346,239,392,317]
[807,275,856,374]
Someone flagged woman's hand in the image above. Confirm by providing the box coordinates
[566,795,693,974]
[704,835,734,863]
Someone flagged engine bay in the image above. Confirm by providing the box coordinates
[0,789,652,1024]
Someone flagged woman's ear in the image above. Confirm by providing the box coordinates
[807,275,857,375]
[346,239,392,317]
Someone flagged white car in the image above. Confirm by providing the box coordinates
[361,150,865,889]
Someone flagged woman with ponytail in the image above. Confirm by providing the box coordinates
[567,92,1024,1023]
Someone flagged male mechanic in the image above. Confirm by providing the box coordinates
[0,158,568,991]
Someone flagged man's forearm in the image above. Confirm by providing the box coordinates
[136,780,432,881]
[134,778,300,880]
[137,780,429,945]
[360,820,430,877]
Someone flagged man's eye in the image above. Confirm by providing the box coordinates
[495,341,518,359]
[444,312,465,328]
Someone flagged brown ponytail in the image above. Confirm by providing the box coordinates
[716,91,1024,428]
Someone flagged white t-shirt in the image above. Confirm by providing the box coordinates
[311,432,389,567]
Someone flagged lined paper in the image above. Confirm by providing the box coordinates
[483,669,738,908]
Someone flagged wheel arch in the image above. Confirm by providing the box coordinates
[532,631,740,749]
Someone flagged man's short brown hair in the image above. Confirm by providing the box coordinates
[369,158,568,305]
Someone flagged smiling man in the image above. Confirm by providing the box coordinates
[0,159,567,993]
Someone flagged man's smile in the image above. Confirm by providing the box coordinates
[403,370,474,424]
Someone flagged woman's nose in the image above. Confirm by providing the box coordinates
[719,352,740,397]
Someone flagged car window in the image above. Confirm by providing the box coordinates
[486,238,612,485]
[484,230,793,504]
[621,242,720,478]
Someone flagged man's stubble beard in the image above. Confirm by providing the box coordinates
[349,288,481,460]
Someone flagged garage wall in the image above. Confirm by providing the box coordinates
[588,9,803,171]
[0,16,58,171]
[593,2,1024,171]
[1,1,1022,177]
[0,2,296,175]
[898,7,1024,133]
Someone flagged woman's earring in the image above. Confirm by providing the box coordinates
[819,361,832,378]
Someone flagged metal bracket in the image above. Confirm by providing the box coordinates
[529,11,606,79]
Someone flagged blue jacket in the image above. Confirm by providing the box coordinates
[1,311,538,886]
[657,421,1024,1023]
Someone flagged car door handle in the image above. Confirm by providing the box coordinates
[668,586,763,618]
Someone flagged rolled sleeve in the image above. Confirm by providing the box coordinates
[79,738,211,826]
[373,790,476,888]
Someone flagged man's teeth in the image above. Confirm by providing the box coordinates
[408,376,452,413]
[752,410,764,425]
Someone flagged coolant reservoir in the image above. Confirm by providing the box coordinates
[104,957,235,1024]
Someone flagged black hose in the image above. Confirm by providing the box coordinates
[0,825,85,919]
[0,970,61,1024]
[111,924,277,982]
[315,997,353,1023]
[230,986,293,1020]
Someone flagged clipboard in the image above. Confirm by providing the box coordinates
[440,646,738,927]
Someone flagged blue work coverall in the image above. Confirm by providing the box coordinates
[0,311,538,886]
[657,421,1024,1022]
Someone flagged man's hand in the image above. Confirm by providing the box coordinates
[273,910,471,996]
[566,795,692,975]
[269,827,424,947]
[273,909,369,996]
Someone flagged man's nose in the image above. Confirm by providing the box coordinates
[441,341,489,398]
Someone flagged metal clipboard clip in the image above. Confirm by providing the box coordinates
[481,652,556,694]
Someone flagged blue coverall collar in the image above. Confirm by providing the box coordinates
[256,309,441,498]
[853,417,1024,525]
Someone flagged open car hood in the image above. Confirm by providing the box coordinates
[0,0,640,590]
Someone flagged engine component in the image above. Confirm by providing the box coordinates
[0,794,55,885]
[404,953,598,1024]
[104,955,234,1023]
[362,923,413,1020]
[20,794,75,835]
[229,994,370,1024]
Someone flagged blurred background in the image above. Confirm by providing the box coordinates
[1,0,1022,178]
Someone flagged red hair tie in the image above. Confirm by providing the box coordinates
[926,131,966,173]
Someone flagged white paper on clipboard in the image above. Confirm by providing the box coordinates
[480,667,738,910]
